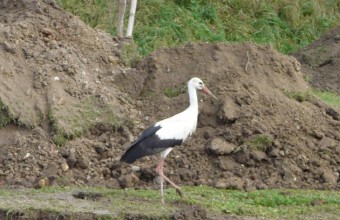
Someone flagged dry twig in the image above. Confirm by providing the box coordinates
[245,51,250,73]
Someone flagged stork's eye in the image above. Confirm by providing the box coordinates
[199,82,203,85]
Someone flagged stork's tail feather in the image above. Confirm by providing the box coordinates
[120,151,137,164]
[120,144,146,164]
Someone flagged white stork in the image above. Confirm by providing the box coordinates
[120,77,216,204]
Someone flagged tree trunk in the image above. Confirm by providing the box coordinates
[126,0,137,37]
[117,0,127,37]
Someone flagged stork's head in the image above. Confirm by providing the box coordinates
[189,77,217,99]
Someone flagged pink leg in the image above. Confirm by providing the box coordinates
[156,159,165,204]
[155,158,186,204]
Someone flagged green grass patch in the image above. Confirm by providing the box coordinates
[0,100,12,127]
[237,134,273,152]
[0,186,339,219]
[313,90,340,108]
[185,186,340,218]
[57,0,340,55]
[48,95,127,146]
[120,41,141,67]
[249,134,273,151]
[283,90,313,103]
[56,0,116,33]
[163,84,186,98]
[283,89,340,109]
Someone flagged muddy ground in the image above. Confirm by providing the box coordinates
[0,0,339,219]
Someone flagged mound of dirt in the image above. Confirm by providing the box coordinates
[0,0,130,136]
[0,0,134,187]
[0,0,339,192]
[293,26,340,94]
[117,43,340,191]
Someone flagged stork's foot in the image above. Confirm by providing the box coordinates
[176,188,187,200]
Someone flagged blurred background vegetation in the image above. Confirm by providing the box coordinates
[57,0,340,55]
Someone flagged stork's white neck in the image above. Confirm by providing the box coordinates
[188,83,198,108]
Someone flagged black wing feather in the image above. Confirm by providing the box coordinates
[120,125,182,163]
[131,124,162,146]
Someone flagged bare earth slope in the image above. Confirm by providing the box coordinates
[293,26,340,94]
[0,0,129,136]
[0,0,339,195]
[0,0,134,187]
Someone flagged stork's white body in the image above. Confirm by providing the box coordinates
[156,109,198,158]
[156,105,198,142]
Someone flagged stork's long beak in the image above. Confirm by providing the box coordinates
[202,86,217,99]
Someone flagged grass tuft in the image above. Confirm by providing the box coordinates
[163,84,186,98]
[249,134,273,151]
[120,41,141,67]
[283,90,313,103]
[313,90,340,108]
[0,100,12,127]
[238,134,273,152]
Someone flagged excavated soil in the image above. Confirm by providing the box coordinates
[293,26,340,94]
[117,42,339,192]
[0,0,339,215]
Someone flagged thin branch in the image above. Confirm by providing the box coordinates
[117,0,127,37]
[245,51,250,73]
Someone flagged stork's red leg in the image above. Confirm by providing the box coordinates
[156,158,186,204]
[156,158,165,204]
